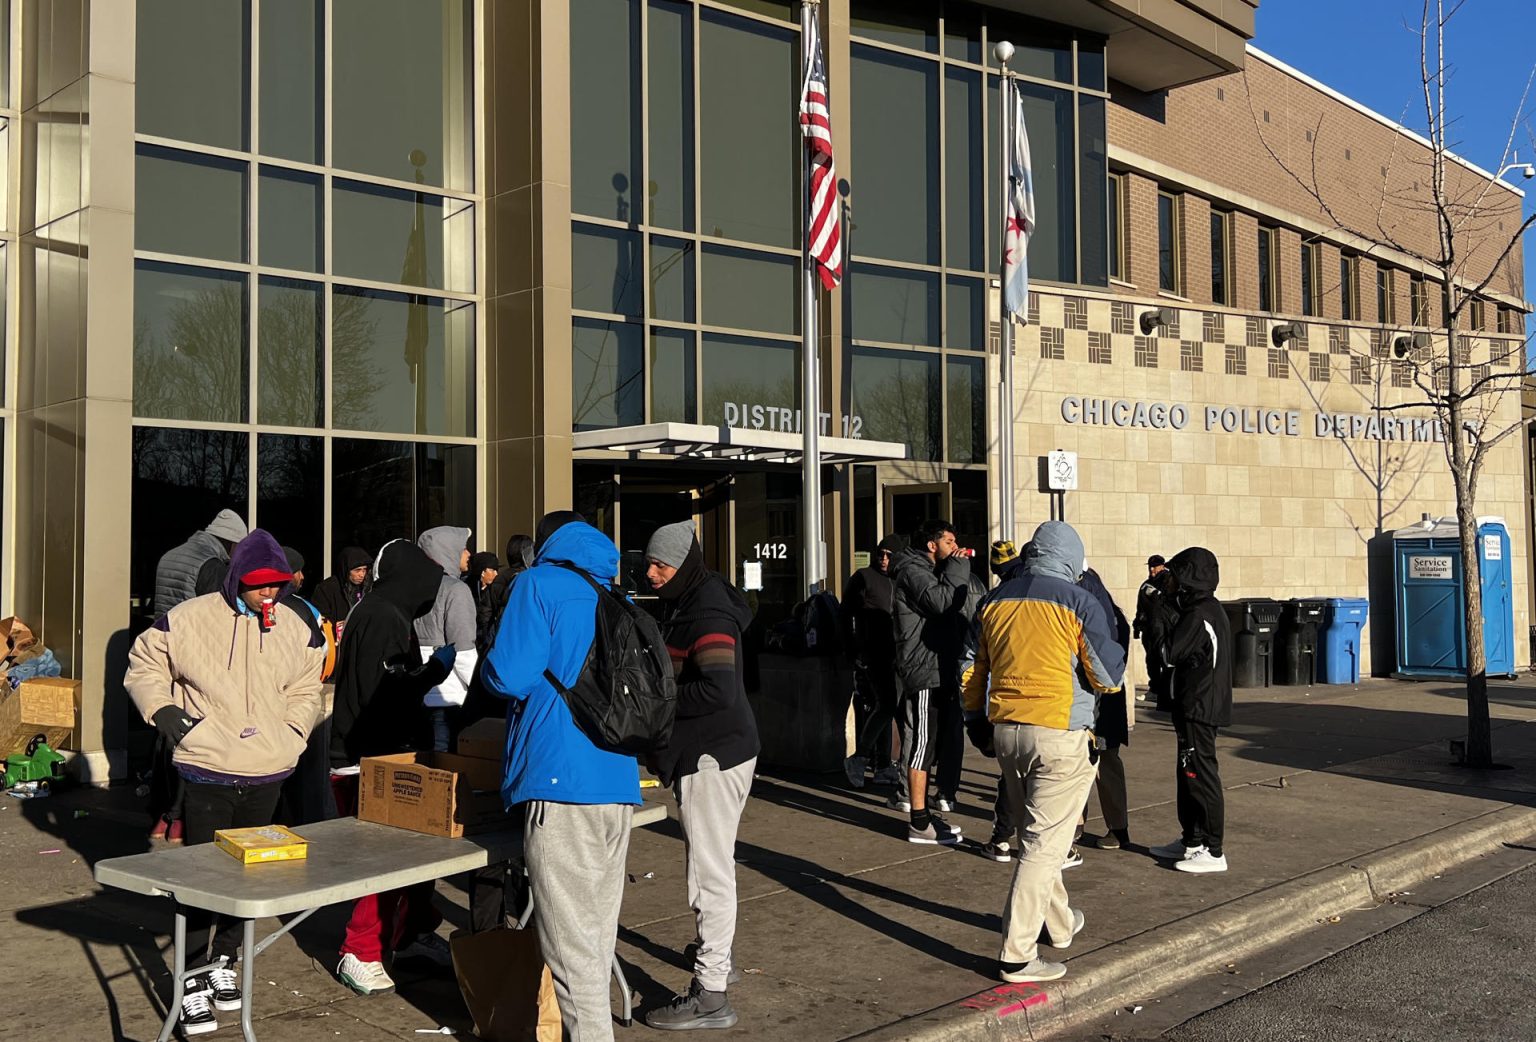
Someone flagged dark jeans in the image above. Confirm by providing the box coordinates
[852,665,898,769]
[182,778,285,962]
[1093,743,1129,831]
[429,707,462,753]
[1174,716,1224,855]
[277,717,338,826]
[934,686,964,800]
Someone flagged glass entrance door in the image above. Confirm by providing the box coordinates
[883,482,952,545]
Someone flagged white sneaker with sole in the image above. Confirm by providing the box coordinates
[1045,908,1086,950]
[907,816,962,845]
[179,986,218,1036]
[1062,846,1084,870]
[1175,849,1228,874]
[886,793,912,812]
[999,958,1067,983]
[206,960,243,1011]
[1149,838,1200,861]
[337,953,396,995]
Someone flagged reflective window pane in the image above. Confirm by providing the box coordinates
[257,434,323,589]
[259,0,322,162]
[848,263,939,346]
[850,346,940,461]
[650,237,696,323]
[701,10,798,247]
[133,262,248,423]
[989,17,1072,83]
[333,180,474,293]
[702,245,798,334]
[943,7,982,63]
[850,1,936,52]
[332,439,476,553]
[650,328,696,423]
[718,0,793,20]
[571,0,640,220]
[572,223,643,316]
[333,0,472,190]
[137,0,249,149]
[1078,40,1106,90]
[260,167,321,272]
[1016,80,1077,283]
[136,145,247,263]
[648,0,694,231]
[1078,96,1108,287]
[258,277,323,428]
[852,45,939,264]
[946,356,986,463]
[945,68,984,271]
[572,318,644,431]
[702,334,798,430]
[132,427,249,614]
[946,276,984,350]
[332,287,474,436]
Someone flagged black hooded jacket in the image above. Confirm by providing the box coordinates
[329,539,453,768]
[653,542,760,786]
[483,534,536,649]
[1165,547,1233,726]
[312,546,373,633]
[890,547,970,695]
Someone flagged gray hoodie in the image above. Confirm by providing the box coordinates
[414,526,479,708]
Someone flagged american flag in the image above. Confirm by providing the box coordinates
[798,12,842,290]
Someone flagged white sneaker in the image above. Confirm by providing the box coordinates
[179,985,218,1035]
[1062,846,1084,870]
[843,755,868,789]
[206,960,243,1011]
[935,795,955,813]
[337,953,396,995]
[1149,838,1200,861]
[1046,908,1086,950]
[886,793,911,812]
[1175,849,1228,874]
[396,930,454,967]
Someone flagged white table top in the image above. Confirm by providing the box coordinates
[95,803,667,919]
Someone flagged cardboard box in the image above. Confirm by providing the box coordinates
[214,825,309,865]
[0,677,78,755]
[455,716,506,763]
[357,751,506,838]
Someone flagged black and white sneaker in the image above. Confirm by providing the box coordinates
[206,960,242,1011]
[179,985,218,1036]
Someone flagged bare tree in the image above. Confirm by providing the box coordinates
[1249,0,1536,766]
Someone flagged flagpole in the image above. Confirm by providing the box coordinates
[996,41,1016,543]
[801,0,823,595]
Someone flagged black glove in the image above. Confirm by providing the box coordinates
[965,717,996,758]
[152,705,198,746]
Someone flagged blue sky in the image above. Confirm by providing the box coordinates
[1252,0,1535,322]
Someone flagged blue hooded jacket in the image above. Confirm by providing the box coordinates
[481,522,641,808]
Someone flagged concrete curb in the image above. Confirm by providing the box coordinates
[843,804,1536,1042]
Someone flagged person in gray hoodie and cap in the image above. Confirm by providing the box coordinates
[154,509,248,615]
[415,526,478,750]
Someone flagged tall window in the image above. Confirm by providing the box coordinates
[132,0,480,612]
[1258,226,1278,312]
[1411,275,1428,326]
[1157,191,1181,294]
[1210,209,1231,306]
[1107,172,1125,281]
[1471,297,1486,331]
[1378,266,1396,324]
[1300,241,1320,316]
[1340,253,1359,320]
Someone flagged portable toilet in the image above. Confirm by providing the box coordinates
[1392,515,1516,679]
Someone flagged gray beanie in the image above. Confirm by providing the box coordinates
[205,509,248,543]
[646,520,697,569]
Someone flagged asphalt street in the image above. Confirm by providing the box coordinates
[1153,861,1536,1042]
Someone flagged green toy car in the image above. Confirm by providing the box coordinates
[2,734,67,790]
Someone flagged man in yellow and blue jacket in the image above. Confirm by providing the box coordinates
[962,520,1125,985]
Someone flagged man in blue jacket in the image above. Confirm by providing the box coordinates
[482,512,640,1042]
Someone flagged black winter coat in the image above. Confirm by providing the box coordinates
[890,548,970,695]
[1165,547,1233,727]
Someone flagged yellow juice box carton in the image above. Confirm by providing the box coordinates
[214,825,309,865]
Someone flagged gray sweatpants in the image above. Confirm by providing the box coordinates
[524,801,634,1042]
[675,754,756,992]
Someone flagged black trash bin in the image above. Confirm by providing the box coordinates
[1223,598,1281,689]
[1277,598,1327,686]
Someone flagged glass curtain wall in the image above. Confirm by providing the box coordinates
[0,1,12,609]
[571,0,804,435]
[845,1,1108,464]
[130,0,478,614]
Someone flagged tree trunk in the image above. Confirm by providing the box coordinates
[1453,460,1494,768]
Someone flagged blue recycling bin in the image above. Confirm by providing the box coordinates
[1392,516,1516,679]
[1319,597,1369,684]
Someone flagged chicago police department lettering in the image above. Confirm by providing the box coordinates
[1059,396,1445,443]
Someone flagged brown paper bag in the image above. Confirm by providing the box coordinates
[451,927,561,1042]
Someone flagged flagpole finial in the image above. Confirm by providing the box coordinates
[994,40,1014,66]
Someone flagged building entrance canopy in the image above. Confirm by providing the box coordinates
[573,423,907,466]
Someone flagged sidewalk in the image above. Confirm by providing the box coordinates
[4,675,1536,1040]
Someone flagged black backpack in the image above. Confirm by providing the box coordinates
[542,563,677,755]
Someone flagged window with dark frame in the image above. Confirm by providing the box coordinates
[1411,275,1427,326]
[1300,241,1320,317]
[1377,266,1395,324]
[1258,226,1277,312]
[1340,253,1358,321]
[1158,191,1180,294]
[1210,209,1230,306]
[1107,172,1124,281]
[1470,297,1485,331]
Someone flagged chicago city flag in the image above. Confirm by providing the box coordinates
[1002,80,1035,317]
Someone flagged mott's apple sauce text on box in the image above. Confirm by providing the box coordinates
[214,825,309,865]
[357,752,506,838]
[454,717,505,762]
[0,677,79,755]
